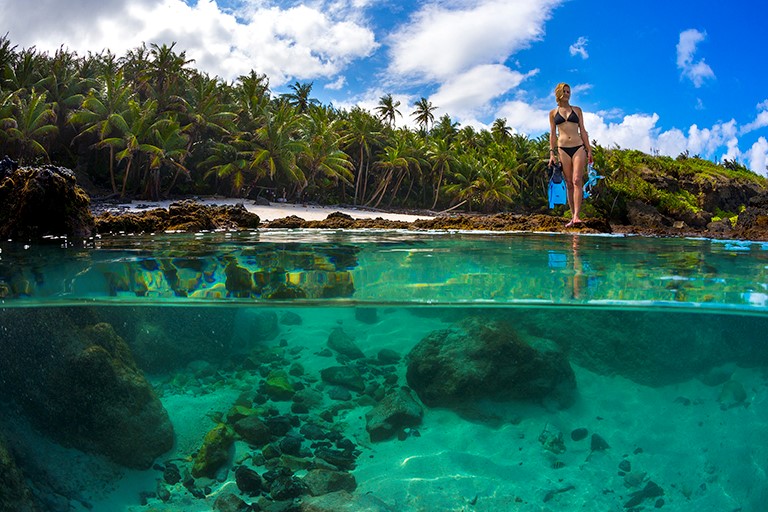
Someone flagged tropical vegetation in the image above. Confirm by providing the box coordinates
[1,36,765,222]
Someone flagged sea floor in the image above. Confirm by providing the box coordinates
[3,307,768,512]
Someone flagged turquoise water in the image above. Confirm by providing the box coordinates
[1,231,767,511]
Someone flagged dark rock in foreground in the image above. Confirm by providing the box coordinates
[0,309,174,469]
[0,434,38,511]
[406,317,576,408]
[0,164,95,240]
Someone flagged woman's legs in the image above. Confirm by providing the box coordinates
[559,146,586,223]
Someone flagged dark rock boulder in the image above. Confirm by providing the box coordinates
[94,200,260,234]
[733,191,768,240]
[320,366,366,393]
[626,200,672,228]
[0,308,173,469]
[365,387,423,441]
[406,317,576,408]
[300,490,395,512]
[0,165,95,240]
[327,327,365,359]
[0,434,38,511]
[302,468,357,496]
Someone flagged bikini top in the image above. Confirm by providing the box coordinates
[554,108,579,125]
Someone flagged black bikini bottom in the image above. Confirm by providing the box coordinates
[560,145,584,158]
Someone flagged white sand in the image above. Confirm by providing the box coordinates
[116,197,435,223]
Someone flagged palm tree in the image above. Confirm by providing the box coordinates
[69,70,134,193]
[431,114,459,144]
[491,117,512,143]
[201,141,252,197]
[145,118,189,199]
[3,89,58,163]
[247,101,307,192]
[298,105,353,200]
[374,94,401,126]
[426,137,458,209]
[339,107,385,204]
[411,97,436,133]
[281,81,319,114]
[473,156,518,212]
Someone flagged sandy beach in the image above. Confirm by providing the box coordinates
[109,197,436,223]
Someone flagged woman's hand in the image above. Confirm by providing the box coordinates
[549,155,556,166]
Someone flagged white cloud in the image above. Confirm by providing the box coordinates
[496,100,550,135]
[0,0,377,85]
[387,0,562,82]
[431,65,537,121]
[324,76,347,90]
[676,29,715,88]
[746,137,768,177]
[741,100,768,134]
[569,36,588,59]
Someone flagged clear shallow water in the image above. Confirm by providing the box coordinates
[1,231,767,511]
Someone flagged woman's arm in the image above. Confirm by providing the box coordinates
[548,109,557,165]
[576,107,593,163]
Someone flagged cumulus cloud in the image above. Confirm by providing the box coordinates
[0,0,377,85]
[431,65,537,121]
[569,36,588,59]
[746,137,768,177]
[676,29,715,87]
[387,0,561,82]
[741,100,768,134]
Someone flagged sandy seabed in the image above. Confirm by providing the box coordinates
[5,307,767,512]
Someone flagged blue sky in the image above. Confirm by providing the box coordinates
[3,0,767,175]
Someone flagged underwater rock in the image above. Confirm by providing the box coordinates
[355,307,379,324]
[0,164,95,240]
[268,473,308,500]
[300,490,396,512]
[718,379,748,409]
[0,310,174,469]
[406,317,576,408]
[303,469,357,496]
[365,387,424,442]
[327,327,365,359]
[320,366,366,393]
[234,465,264,495]
[590,433,610,452]
[377,349,401,365]
[192,423,235,478]
[213,492,250,512]
[232,310,280,347]
[623,480,664,508]
[264,370,296,400]
[233,416,272,446]
[538,424,566,454]
[570,427,588,441]
[280,311,303,325]
[0,434,38,511]
[314,447,357,471]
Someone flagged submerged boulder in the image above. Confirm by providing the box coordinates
[0,164,95,240]
[365,387,423,441]
[0,434,38,511]
[406,317,576,408]
[0,309,174,469]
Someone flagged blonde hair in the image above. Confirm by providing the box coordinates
[555,83,570,104]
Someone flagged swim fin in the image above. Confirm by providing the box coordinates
[548,163,567,209]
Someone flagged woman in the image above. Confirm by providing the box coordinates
[548,83,593,227]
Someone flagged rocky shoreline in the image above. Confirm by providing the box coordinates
[3,164,768,242]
